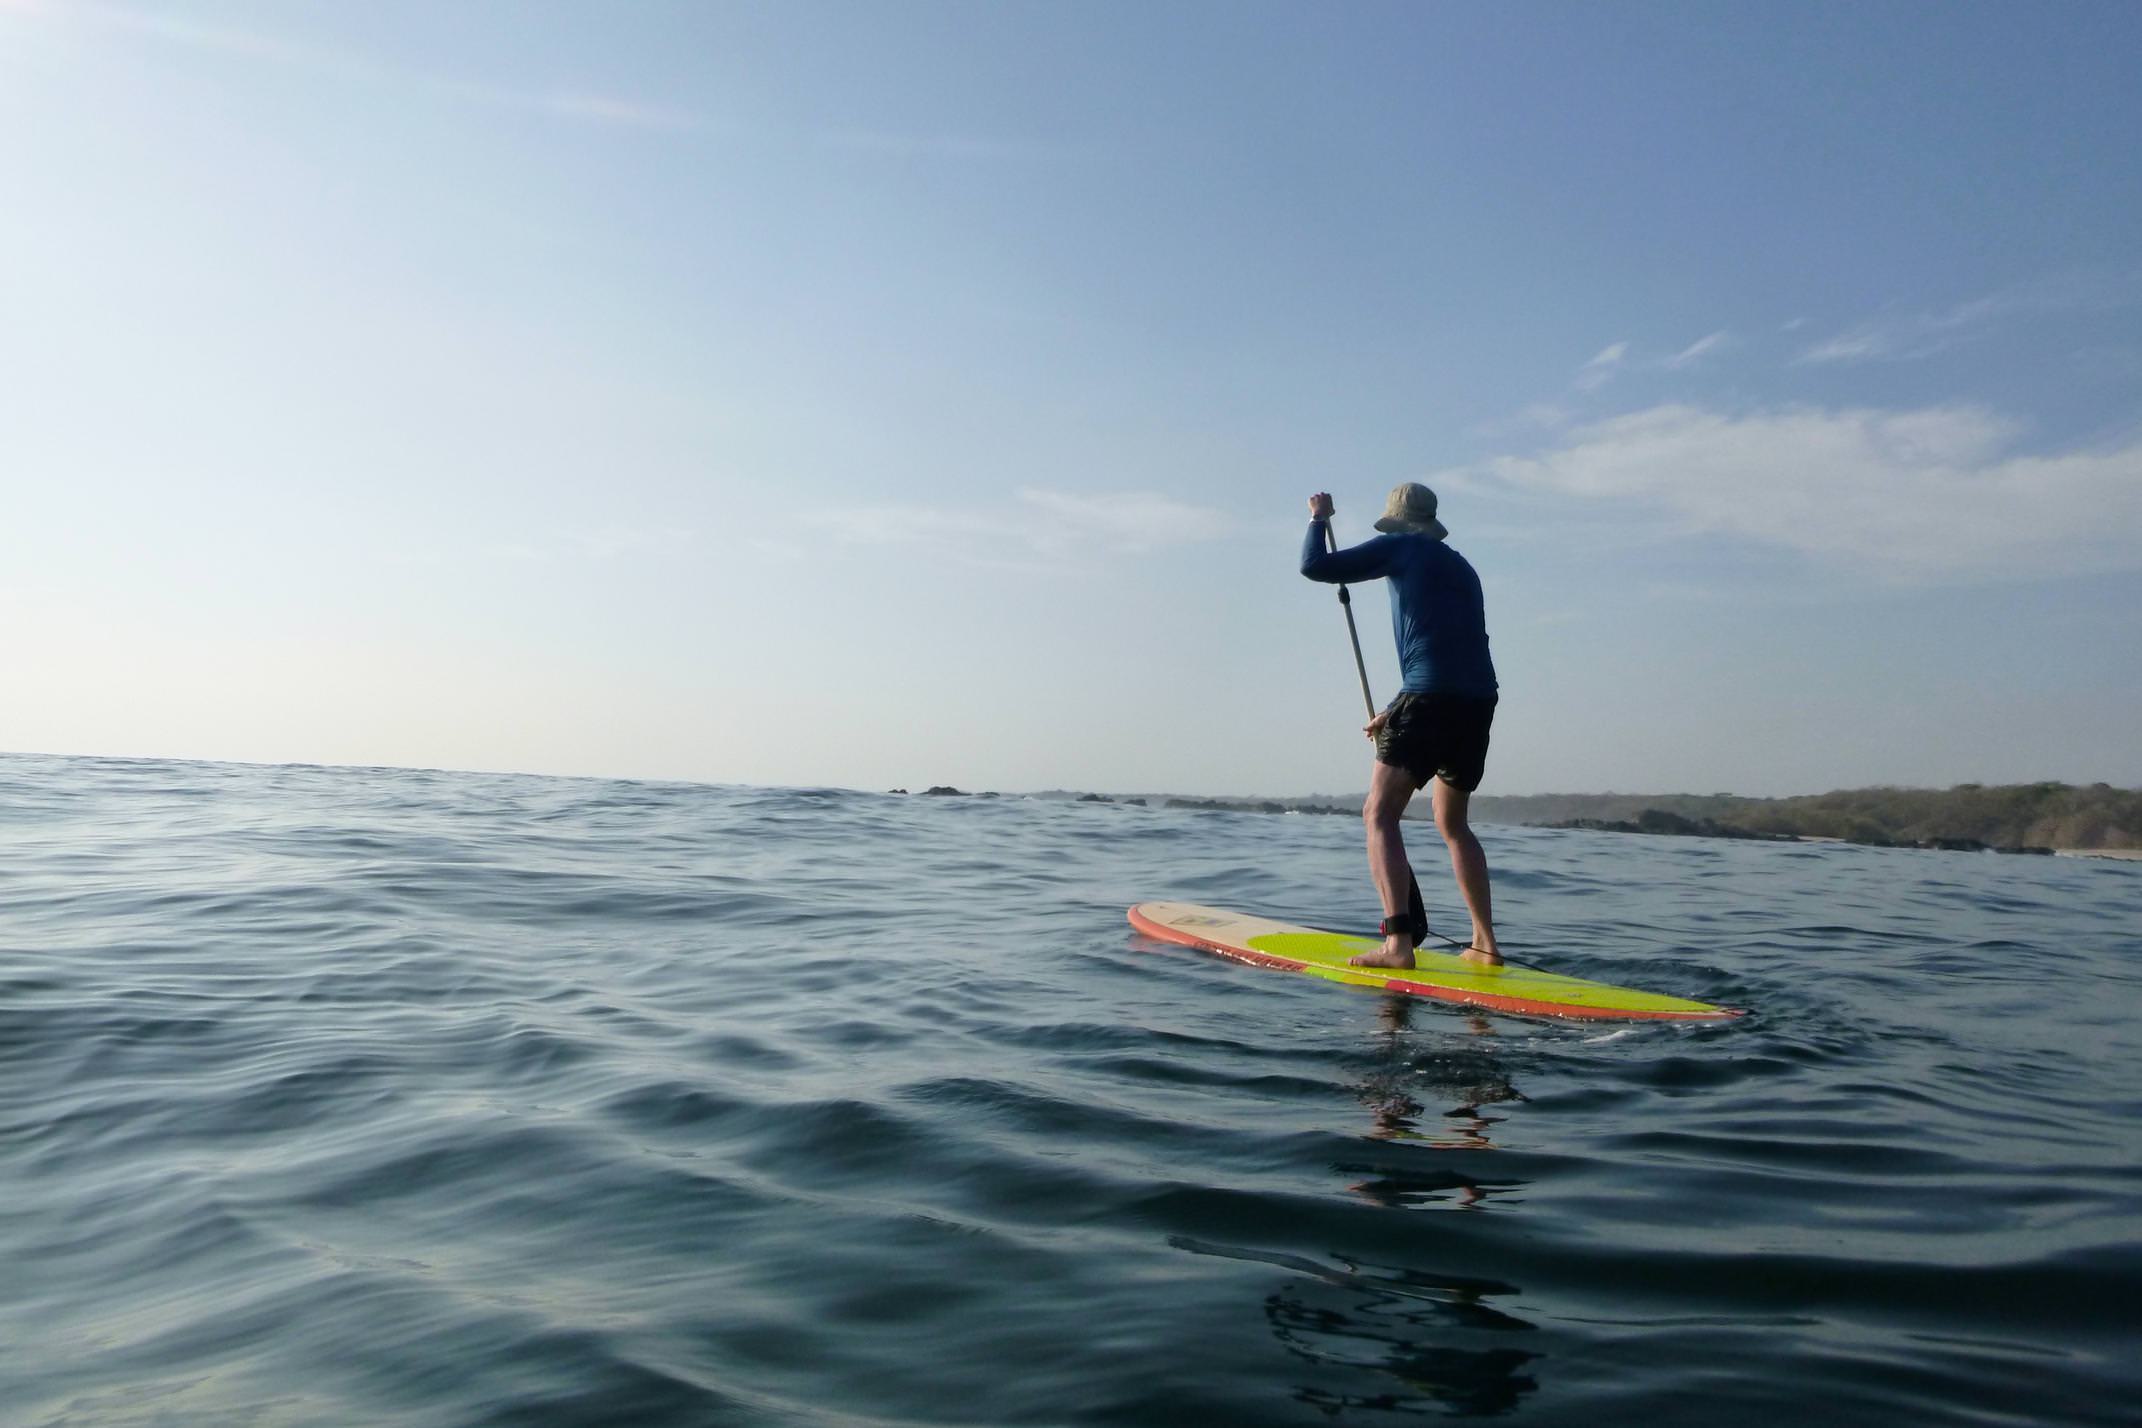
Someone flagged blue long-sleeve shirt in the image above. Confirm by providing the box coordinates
[1300,519,1497,698]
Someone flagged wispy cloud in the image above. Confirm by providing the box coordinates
[820,129,1076,162]
[37,0,714,133]
[1797,326,1893,364]
[1453,402,2142,582]
[381,525,695,568]
[570,525,697,560]
[491,89,713,133]
[805,488,1233,561]
[1796,298,2003,365]
[1574,341,1628,391]
[29,2,1054,152]
[1796,273,2140,366]
[1470,401,1577,440]
[1664,330,1731,369]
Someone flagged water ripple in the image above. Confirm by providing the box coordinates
[3,752,2140,1425]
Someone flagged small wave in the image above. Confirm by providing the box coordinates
[4,751,2139,1425]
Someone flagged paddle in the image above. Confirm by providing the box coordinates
[1320,518,1428,943]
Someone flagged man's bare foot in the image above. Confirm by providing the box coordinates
[1459,941,1504,968]
[1349,935,1417,970]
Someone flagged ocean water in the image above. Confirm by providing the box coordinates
[3,753,2139,1428]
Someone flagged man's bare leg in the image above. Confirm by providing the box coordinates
[1349,760,1422,969]
[1432,780,1502,965]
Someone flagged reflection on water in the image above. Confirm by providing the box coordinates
[1174,1237,1540,1417]
[1168,1000,1545,1418]
[1351,1001,1528,1206]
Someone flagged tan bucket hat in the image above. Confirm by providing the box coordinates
[1372,482,1449,540]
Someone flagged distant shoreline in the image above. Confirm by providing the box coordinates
[977,782,2142,857]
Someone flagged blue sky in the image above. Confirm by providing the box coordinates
[3,1,2138,796]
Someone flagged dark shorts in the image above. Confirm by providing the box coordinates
[1375,691,1497,792]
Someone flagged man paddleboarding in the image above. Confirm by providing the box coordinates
[1301,484,1502,970]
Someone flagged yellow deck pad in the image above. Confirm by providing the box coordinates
[1128,902,1742,1021]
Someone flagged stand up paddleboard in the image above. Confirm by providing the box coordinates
[1128,902,1743,1022]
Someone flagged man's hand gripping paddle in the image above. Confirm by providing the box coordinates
[1319,510,1428,944]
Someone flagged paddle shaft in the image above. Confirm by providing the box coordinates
[1325,524,1378,721]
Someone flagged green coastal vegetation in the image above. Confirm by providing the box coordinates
[1009,782,2141,852]
[1469,783,2141,852]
